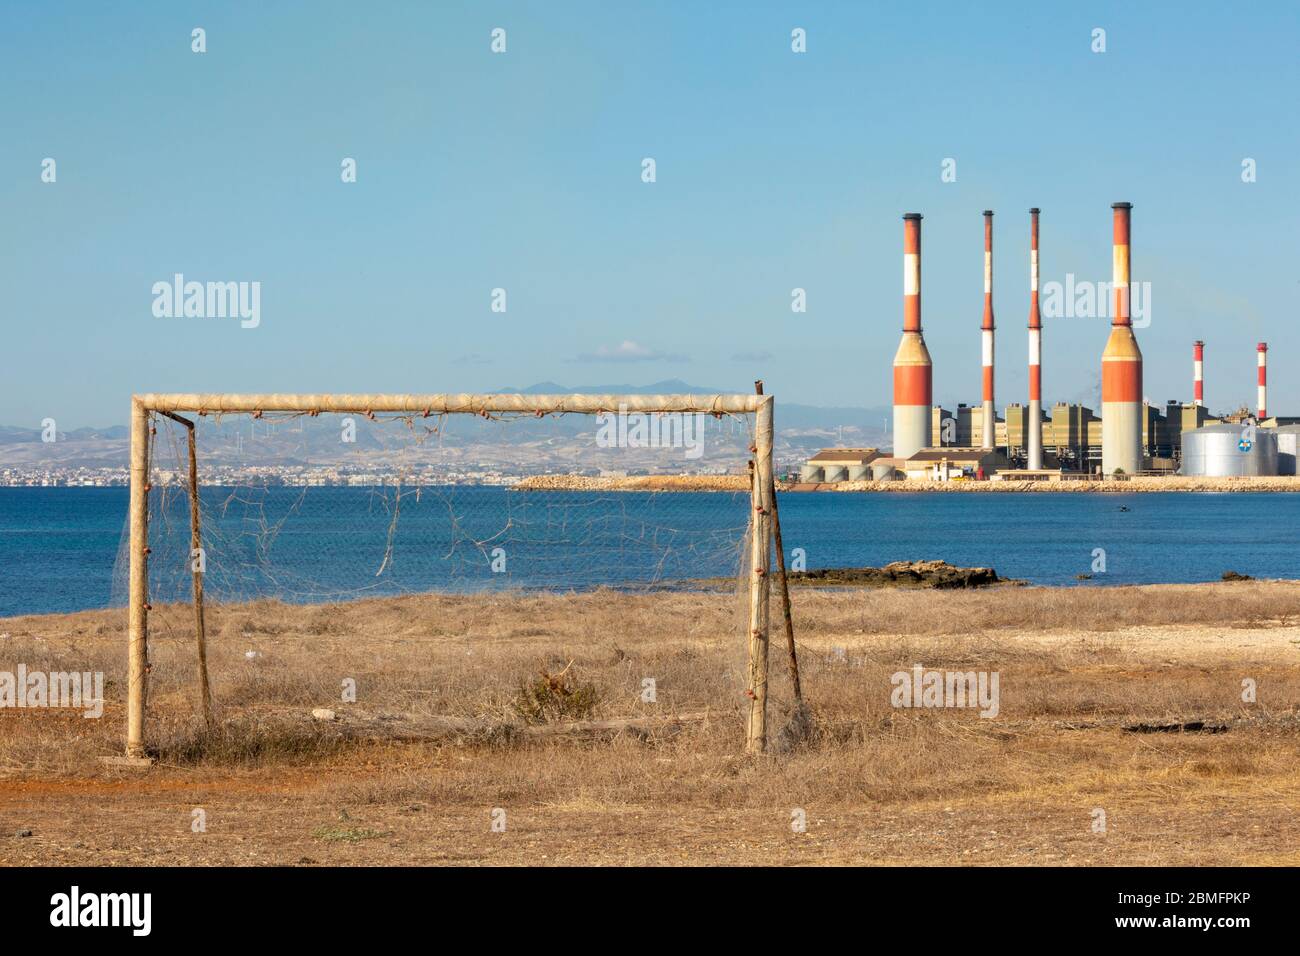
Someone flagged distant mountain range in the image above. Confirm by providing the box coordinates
[497,379,890,436]
[0,382,890,469]
[0,425,130,444]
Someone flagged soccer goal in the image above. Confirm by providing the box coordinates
[118,392,783,760]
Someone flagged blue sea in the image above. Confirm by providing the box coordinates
[1,487,1297,617]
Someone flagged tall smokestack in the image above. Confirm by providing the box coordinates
[1101,202,1143,475]
[893,213,932,460]
[1027,208,1043,470]
[1192,340,1205,407]
[1257,342,1268,419]
[981,210,995,450]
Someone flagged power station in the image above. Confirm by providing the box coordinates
[799,202,1293,483]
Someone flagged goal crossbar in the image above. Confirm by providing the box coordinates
[132,393,768,415]
[124,392,777,757]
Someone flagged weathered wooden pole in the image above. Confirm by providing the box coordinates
[755,382,801,701]
[745,395,775,753]
[125,399,151,757]
[186,421,214,729]
[160,410,215,730]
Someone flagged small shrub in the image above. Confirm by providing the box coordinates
[313,826,390,843]
[513,663,601,724]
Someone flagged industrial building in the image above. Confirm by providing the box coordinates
[798,203,1293,485]
[799,448,883,483]
[930,405,1005,449]
[796,447,1002,484]
[901,448,1005,481]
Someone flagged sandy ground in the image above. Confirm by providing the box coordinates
[1,582,1298,866]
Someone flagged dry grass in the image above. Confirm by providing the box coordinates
[1,581,1298,865]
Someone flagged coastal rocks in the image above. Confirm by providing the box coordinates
[830,476,1300,493]
[514,474,749,492]
[789,560,1014,589]
[515,474,1300,493]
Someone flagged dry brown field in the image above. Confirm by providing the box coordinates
[2,581,1298,865]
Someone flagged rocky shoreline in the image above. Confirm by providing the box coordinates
[513,474,1300,493]
[825,476,1300,493]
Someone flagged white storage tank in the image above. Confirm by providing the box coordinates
[1273,425,1300,476]
[799,464,824,483]
[1181,423,1279,476]
[822,465,848,482]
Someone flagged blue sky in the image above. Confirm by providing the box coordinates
[3,1,1297,427]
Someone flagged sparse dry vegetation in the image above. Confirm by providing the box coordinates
[1,580,1298,865]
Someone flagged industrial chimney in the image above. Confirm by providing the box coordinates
[1258,342,1268,420]
[1027,208,1043,470]
[1193,341,1205,407]
[981,211,995,451]
[1101,202,1143,475]
[893,213,932,460]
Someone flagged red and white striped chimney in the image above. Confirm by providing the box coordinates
[1101,202,1143,475]
[1027,208,1043,469]
[893,214,932,459]
[1192,341,1205,407]
[1257,342,1268,419]
[981,210,995,451]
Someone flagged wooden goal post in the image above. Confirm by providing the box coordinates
[124,392,777,757]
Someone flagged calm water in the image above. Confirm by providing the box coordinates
[1,487,1297,617]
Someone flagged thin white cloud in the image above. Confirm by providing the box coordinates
[572,340,688,363]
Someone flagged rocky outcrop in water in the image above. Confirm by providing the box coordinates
[789,560,1017,589]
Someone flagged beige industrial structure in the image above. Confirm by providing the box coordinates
[800,448,884,482]
[902,448,1005,481]
[797,446,1005,483]
[930,405,1005,450]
